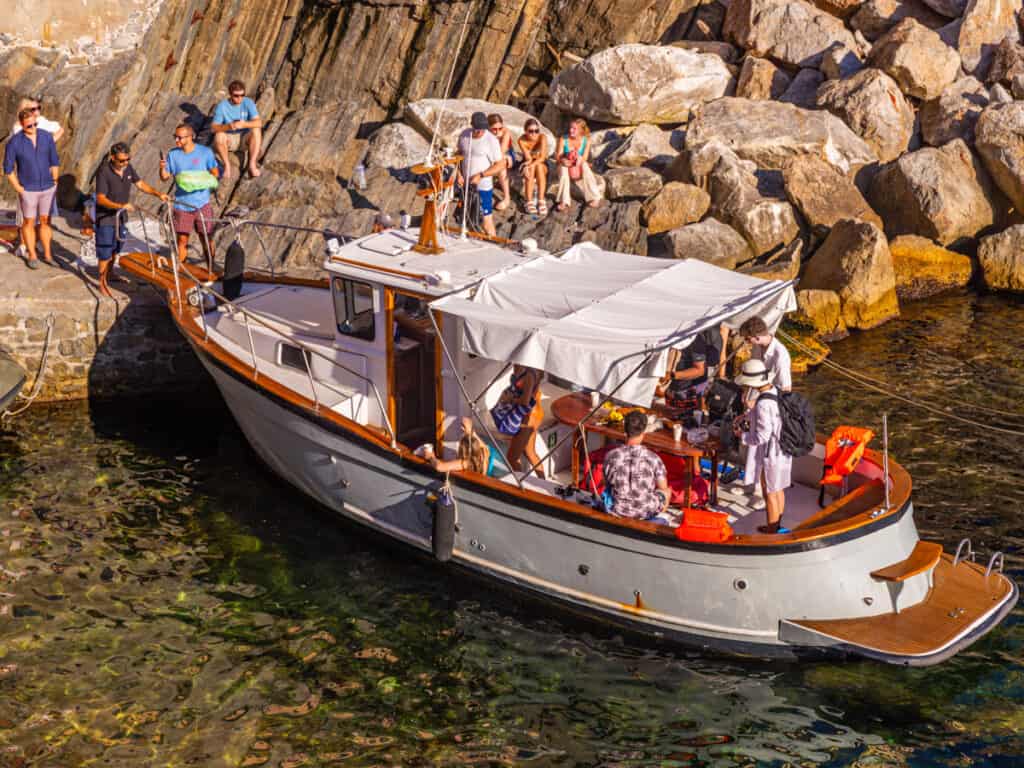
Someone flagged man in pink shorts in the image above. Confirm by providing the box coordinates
[3,107,59,269]
[159,123,219,272]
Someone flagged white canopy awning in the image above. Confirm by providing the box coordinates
[430,242,797,405]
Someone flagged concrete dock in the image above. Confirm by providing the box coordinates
[0,207,201,403]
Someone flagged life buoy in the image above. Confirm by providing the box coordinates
[821,426,875,486]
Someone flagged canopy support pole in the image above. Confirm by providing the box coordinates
[515,346,662,486]
[428,308,524,491]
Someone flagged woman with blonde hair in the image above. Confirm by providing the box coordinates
[425,416,492,475]
[555,118,602,211]
[517,118,548,216]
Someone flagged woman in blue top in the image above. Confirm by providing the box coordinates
[555,118,602,211]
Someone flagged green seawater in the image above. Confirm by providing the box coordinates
[0,290,1022,767]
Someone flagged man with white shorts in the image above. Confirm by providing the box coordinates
[3,108,59,269]
[734,359,792,534]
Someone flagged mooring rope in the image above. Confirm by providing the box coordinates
[777,329,1024,437]
[2,313,55,421]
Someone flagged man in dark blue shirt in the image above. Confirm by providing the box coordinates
[3,108,60,269]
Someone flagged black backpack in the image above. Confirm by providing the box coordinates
[760,391,816,457]
[705,379,743,420]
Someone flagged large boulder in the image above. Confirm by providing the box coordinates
[548,44,734,125]
[975,102,1024,212]
[662,217,755,268]
[642,182,710,234]
[868,139,996,244]
[698,144,801,255]
[958,0,1022,79]
[736,56,792,99]
[795,289,849,340]
[821,43,865,80]
[801,220,900,329]
[363,123,431,176]
[724,0,863,69]
[987,38,1024,87]
[606,123,682,170]
[783,154,884,234]
[889,235,974,299]
[919,77,990,147]
[867,18,960,100]
[404,99,554,156]
[686,98,876,174]
[578,201,648,255]
[816,68,914,163]
[778,68,826,109]
[977,225,1024,292]
[850,0,946,42]
[603,167,664,200]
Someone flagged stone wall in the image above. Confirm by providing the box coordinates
[0,247,200,403]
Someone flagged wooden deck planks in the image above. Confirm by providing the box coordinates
[791,556,1013,656]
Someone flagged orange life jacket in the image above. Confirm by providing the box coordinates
[820,426,875,486]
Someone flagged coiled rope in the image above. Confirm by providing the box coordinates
[777,328,1024,437]
[2,313,55,422]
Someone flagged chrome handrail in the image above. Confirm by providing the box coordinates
[162,252,396,447]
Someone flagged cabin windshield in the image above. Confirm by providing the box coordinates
[333,277,375,341]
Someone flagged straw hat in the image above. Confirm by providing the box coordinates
[734,359,771,388]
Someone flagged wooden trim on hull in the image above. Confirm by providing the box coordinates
[118,253,915,554]
[785,555,1018,665]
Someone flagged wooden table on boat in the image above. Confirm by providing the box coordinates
[551,393,721,505]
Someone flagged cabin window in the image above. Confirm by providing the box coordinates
[332,278,375,341]
[278,342,311,373]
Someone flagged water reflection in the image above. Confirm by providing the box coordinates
[0,291,1021,767]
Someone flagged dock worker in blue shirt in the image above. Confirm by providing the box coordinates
[210,79,262,180]
[3,107,60,270]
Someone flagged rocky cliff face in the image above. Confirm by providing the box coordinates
[3,0,1024,322]
[1,0,690,266]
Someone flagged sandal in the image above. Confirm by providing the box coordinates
[556,203,569,212]
[537,200,548,216]
[525,199,537,215]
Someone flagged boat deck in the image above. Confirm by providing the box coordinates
[784,555,1016,662]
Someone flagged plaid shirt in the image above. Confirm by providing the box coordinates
[603,444,666,520]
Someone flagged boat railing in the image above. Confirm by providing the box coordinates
[127,202,396,448]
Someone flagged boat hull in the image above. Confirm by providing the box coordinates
[189,338,1017,663]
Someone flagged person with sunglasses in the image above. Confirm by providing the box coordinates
[516,118,548,216]
[11,97,63,142]
[211,80,262,180]
[486,114,516,211]
[159,123,220,271]
[93,142,169,298]
[4,107,59,269]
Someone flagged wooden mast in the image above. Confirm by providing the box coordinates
[411,157,460,255]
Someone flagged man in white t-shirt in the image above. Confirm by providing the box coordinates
[456,112,505,237]
[739,315,792,392]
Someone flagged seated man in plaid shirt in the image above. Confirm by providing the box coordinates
[602,410,670,520]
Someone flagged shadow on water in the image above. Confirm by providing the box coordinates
[0,291,1023,766]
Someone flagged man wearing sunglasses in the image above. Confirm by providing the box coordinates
[3,107,59,270]
[160,123,220,271]
[211,80,262,180]
[93,142,169,298]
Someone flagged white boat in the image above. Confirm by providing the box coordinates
[117,203,1016,666]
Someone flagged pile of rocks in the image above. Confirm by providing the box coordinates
[364,0,1024,341]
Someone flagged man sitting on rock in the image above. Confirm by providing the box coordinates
[211,80,262,180]
[602,410,670,521]
[457,111,505,238]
